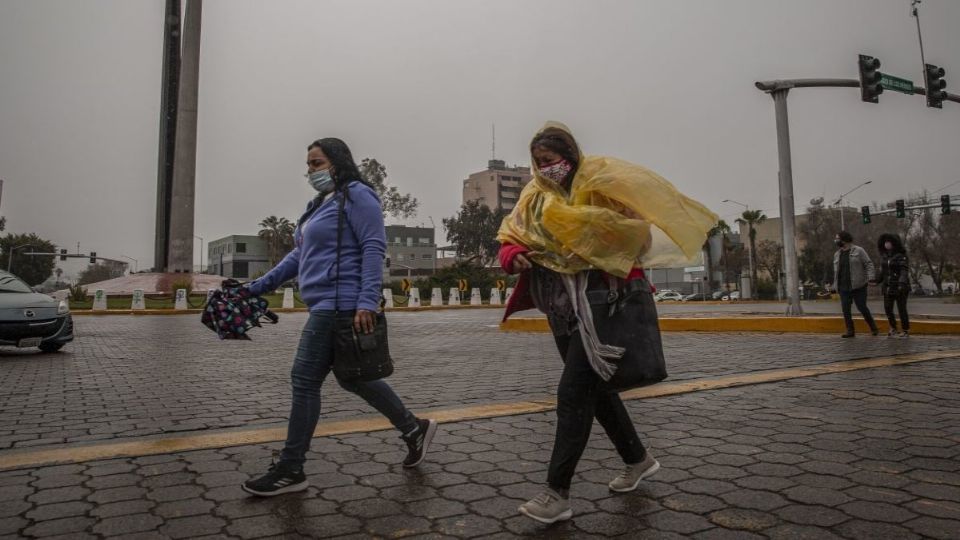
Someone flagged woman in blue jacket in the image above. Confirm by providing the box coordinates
[242,138,437,497]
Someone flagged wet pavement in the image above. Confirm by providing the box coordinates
[1,309,959,538]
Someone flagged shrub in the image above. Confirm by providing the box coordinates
[69,284,88,302]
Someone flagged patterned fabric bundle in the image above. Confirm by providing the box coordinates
[201,280,279,340]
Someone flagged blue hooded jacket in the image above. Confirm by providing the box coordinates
[248,181,386,312]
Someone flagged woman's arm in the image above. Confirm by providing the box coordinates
[346,184,388,314]
[499,243,531,274]
[247,246,301,295]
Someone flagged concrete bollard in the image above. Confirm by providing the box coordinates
[470,288,482,305]
[505,287,514,303]
[409,287,421,307]
[92,289,107,311]
[448,288,461,305]
[174,289,188,310]
[382,289,394,308]
[490,288,502,306]
[430,288,443,306]
[282,287,294,309]
[131,289,146,310]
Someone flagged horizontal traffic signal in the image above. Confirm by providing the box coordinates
[942,195,952,215]
[895,200,905,219]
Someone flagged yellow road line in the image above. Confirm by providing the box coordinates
[500,317,960,335]
[1,350,957,471]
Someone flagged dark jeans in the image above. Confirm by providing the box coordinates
[839,286,878,334]
[279,311,418,467]
[884,290,910,331]
[547,331,646,492]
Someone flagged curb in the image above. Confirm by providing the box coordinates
[69,304,505,316]
[499,316,960,335]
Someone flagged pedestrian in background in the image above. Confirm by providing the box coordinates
[873,233,910,338]
[832,230,879,338]
[498,122,716,524]
[241,138,436,497]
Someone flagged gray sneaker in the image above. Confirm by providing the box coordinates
[518,488,572,524]
[609,452,660,492]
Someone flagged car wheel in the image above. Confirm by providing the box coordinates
[38,343,64,353]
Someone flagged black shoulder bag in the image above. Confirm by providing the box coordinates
[331,192,394,382]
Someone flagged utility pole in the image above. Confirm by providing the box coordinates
[834,180,872,230]
[912,1,927,81]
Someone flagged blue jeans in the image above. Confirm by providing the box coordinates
[279,311,418,467]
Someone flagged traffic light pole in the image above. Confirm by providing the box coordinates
[755,77,958,316]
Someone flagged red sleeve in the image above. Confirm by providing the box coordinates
[499,243,530,274]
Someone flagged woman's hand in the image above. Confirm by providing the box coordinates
[354,309,376,335]
[513,253,533,272]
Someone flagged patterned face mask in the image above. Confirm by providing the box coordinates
[538,160,573,183]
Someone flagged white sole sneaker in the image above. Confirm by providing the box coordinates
[240,479,309,497]
[518,505,573,524]
[403,419,438,468]
[609,459,661,493]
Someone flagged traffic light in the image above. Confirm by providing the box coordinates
[924,64,947,109]
[860,206,871,224]
[858,55,883,103]
[59,248,67,261]
[942,195,952,215]
[895,200,905,218]
[89,251,97,264]
[384,257,391,268]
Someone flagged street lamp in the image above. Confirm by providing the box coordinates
[120,255,139,273]
[194,235,204,274]
[6,243,32,273]
[833,180,872,230]
[722,200,754,300]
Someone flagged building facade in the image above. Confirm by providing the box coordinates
[462,159,533,211]
[385,225,435,281]
[207,235,271,279]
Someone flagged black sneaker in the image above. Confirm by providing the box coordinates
[241,462,308,497]
[401,418,437,468]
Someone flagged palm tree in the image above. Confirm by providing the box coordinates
[705,220,731,290]
[736,209,767,294]
[258,216,294,267]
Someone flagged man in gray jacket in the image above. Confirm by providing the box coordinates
[832,231,879,338]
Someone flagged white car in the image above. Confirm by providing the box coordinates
[721,291,741,301]
[655,291,684,302]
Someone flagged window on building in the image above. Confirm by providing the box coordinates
[395,237,401,244]
[234,261,249,278]
[422,254,432,260]
[408,254,416,260]
[397,254,404,262]
[236,243,246,253]
[419,238,430,244]
[406,237,413,246]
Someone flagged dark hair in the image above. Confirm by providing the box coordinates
[877,233,906,254]
[307,138,369,193]
[837,230,853,243]
[530,130,580,171]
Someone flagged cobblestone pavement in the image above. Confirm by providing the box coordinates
[1,355,958,539]
[1,310,959,450]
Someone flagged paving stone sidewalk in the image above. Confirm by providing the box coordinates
[1,356,958,539]
[1,310,959,450]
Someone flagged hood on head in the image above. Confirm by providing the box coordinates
[877,233,905,254]
[529,121,583,186]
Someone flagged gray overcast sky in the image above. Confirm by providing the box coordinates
[1,0,958,272]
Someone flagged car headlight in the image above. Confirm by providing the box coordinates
[58,301,70,315]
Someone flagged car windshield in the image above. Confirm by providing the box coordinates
[0,273,32,293]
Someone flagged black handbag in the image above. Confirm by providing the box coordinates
[585,276,667,392]
[330,192,394,382]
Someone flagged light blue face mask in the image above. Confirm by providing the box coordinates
[306,169,335,194]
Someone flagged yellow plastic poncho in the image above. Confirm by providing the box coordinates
[497,122,718,278]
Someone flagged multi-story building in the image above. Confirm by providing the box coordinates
[207,235,271,279]
[462,159,533,211]
[385,225,435,280]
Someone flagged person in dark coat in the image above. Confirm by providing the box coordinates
[872,233,911,338]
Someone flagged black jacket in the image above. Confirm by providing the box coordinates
[876,252,909,294]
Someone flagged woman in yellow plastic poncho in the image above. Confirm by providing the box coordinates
[499,122,717,524]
